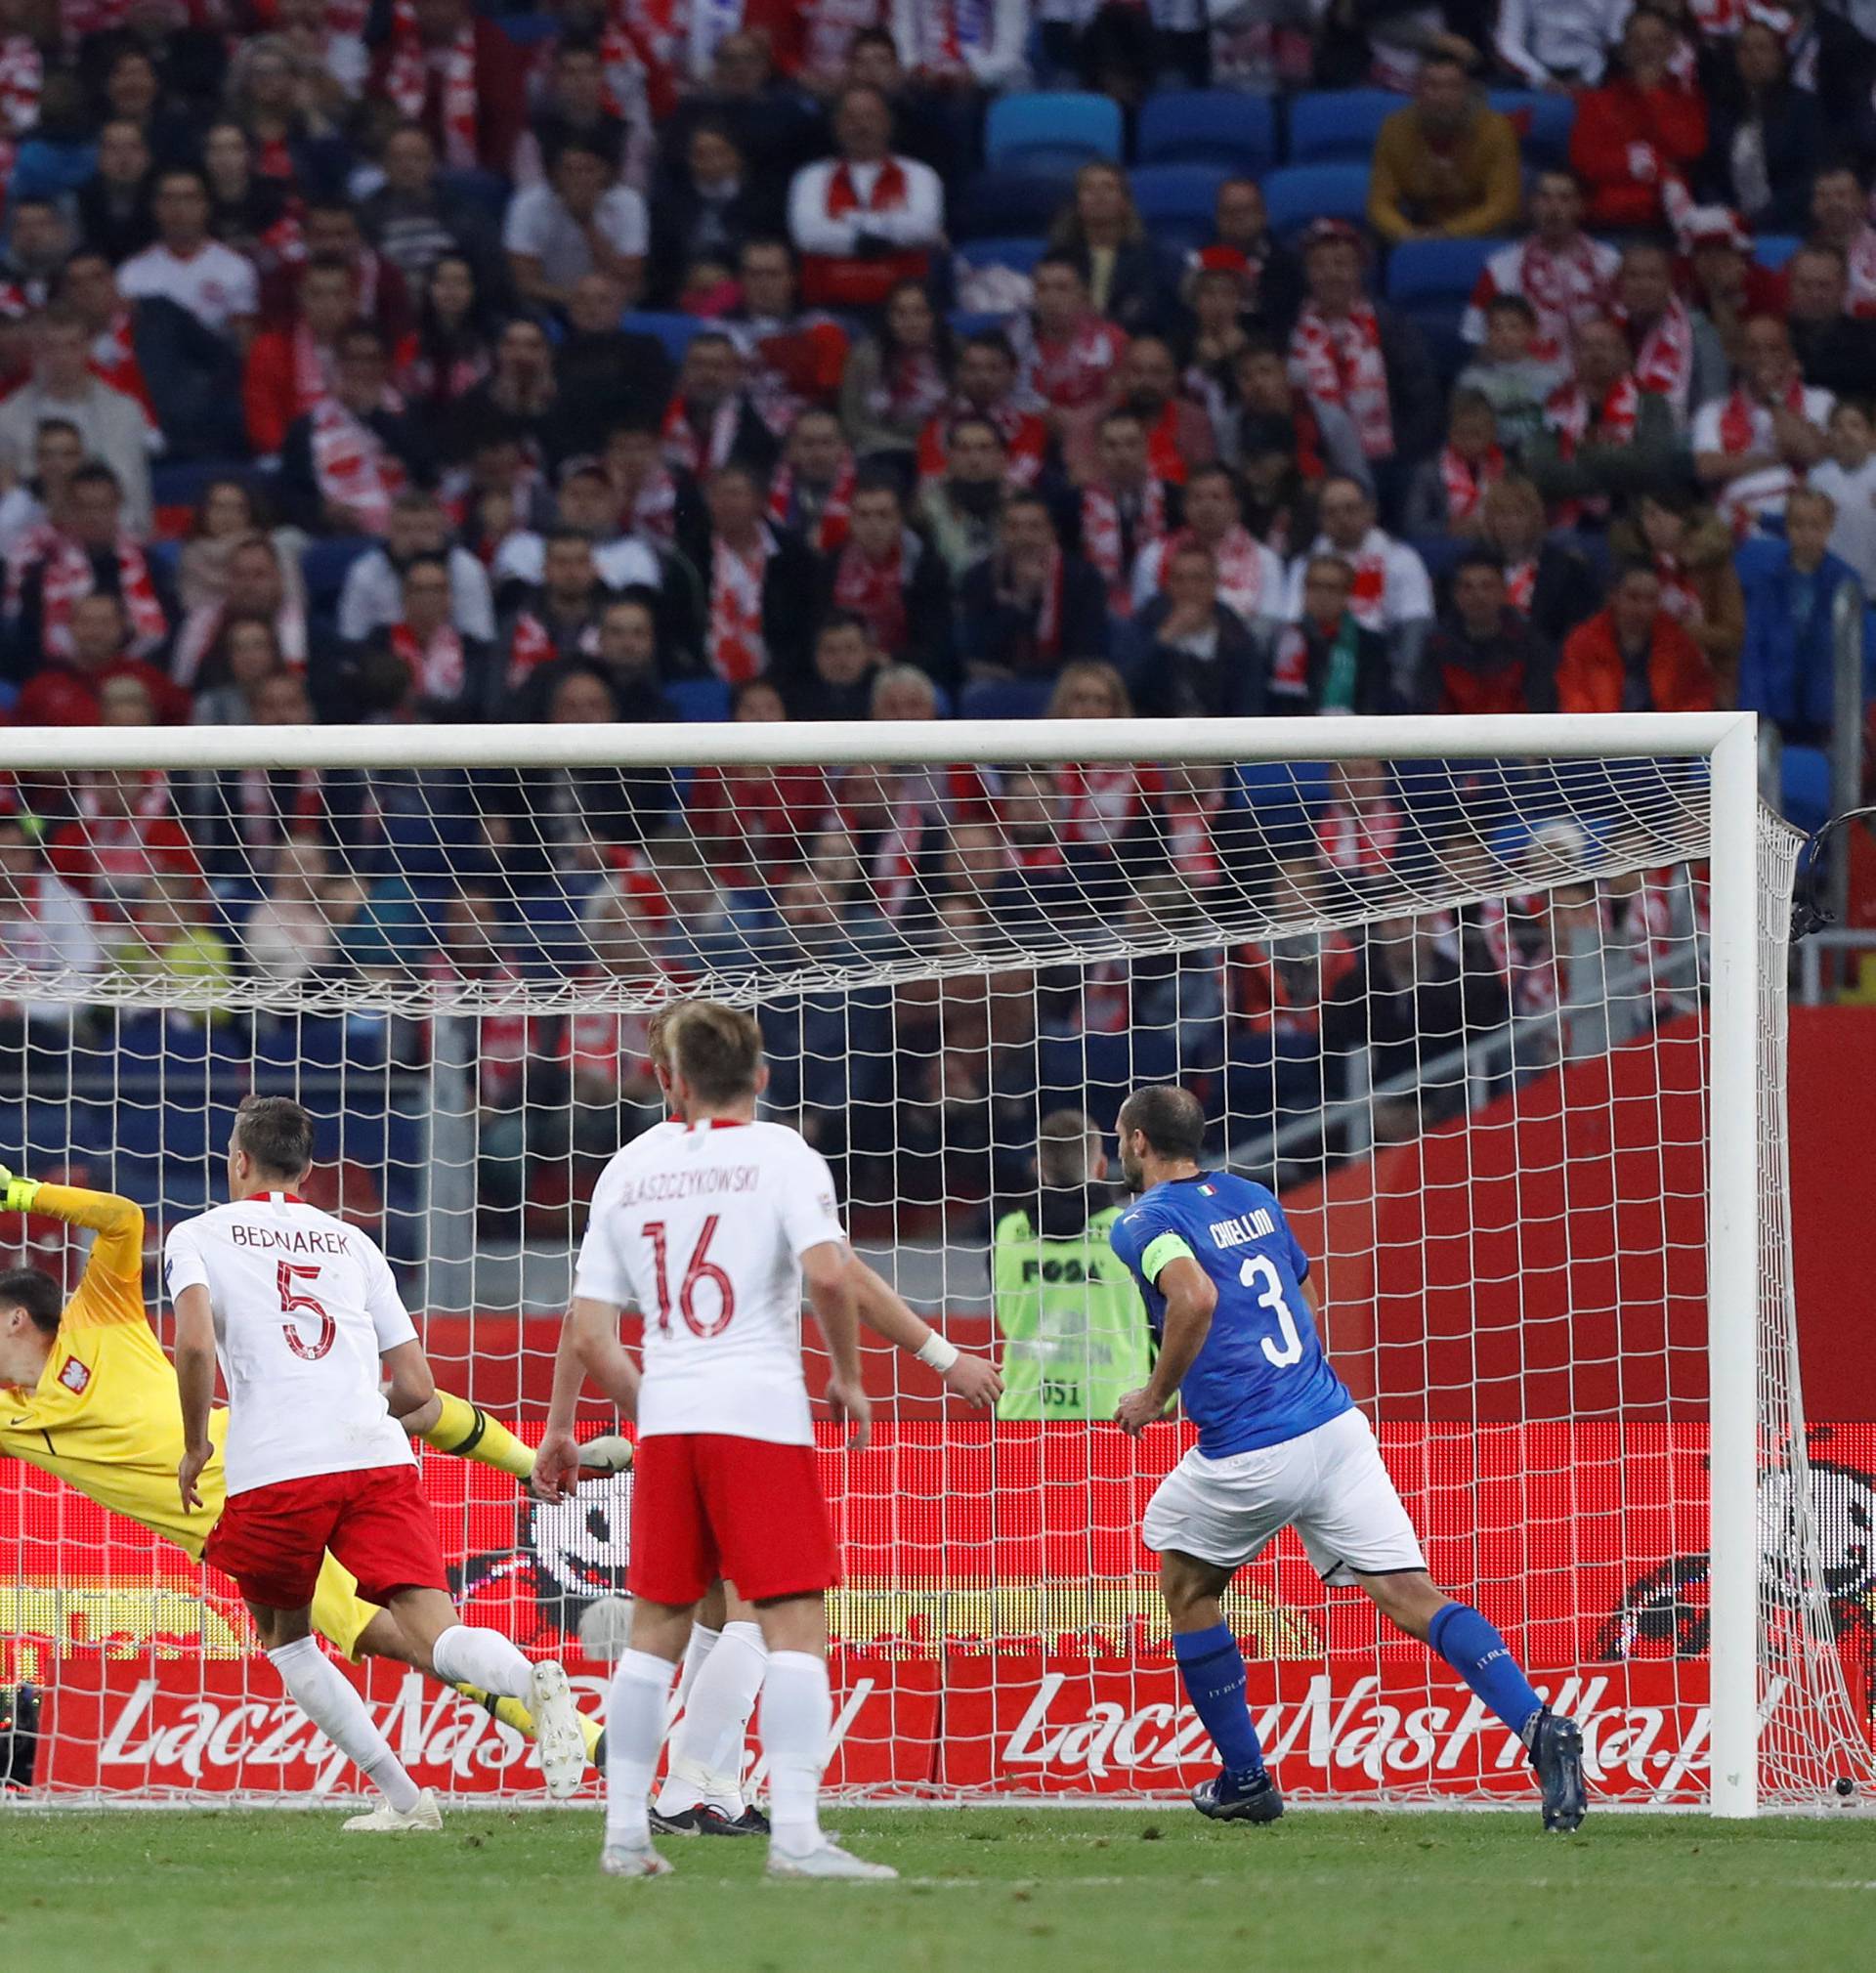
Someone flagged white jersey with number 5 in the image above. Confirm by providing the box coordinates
[162,1190,418,1497]
[574,1118,846,1446]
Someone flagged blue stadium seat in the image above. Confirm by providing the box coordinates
[959,678,1053,720]
[668,677,731,722]
[1130,164,1232,253]
[496,13,562,45]
[950,309,1016,338]
[953,170,1075,241]
[954,236,1048,278]
[1398,301,1471,385]
[984,92,1124,173]
[1287,90,1400,165]
[1136,91,1277,174]
[439,167,511,220]
[151,459,256,513]
[1755,235,1802,272]
[301,536,375,606]
[1487,92,1576,168]
[1781,746,1832,836]
[1386,236,1506,308]
[620,311,707,366]
[1259,164,1372,239]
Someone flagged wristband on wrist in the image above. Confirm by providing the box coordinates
[915,1331,959,1373]
[3,1176,41,1214]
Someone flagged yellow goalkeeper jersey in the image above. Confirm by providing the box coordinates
[0,1184,230,1559]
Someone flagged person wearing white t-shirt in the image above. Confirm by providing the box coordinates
[787,85,944,312]
[169,1095,586,1829]
[1283,474,1433,703]
[504,139,648,315]
[1692,316,1834,539]
[537,1001,895,1884]
[118,169,259,349]
[1810,400,1876,591]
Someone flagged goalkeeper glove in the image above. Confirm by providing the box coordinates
[0,1164,43,1215]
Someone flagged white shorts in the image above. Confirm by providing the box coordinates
[1141,1407,1425,1586]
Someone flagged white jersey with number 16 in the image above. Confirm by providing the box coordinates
[573,1119,847,1447]
[162,1190,418,1497]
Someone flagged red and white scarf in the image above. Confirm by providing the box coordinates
[902,0,995,74]
[384,0,479,171]
[1057,763,1157,847]
[1158,524,1271,624]
[1653,553,1703,626]
[1307,528,1392,632]
[1023,314,1125,411]
[827,156,909,219]
[1506,558,1538,612]
[768,454,855,554]
[310,398,407,537]
[1317,797,1402,878]
[661,393,741,475]
[506,612,600,687]
[831,532,909,655]
[1545,372,1639,522]
[626,465,678,543]
[1624,301,1694,417]
[289,322,332,425]
[1163,786,1225,888]
[1844,226,1876,320]
[1080,479,1168,615]
[40,534,167,660]
[1509,238,1614,362]
[1714,372,1815,536]
[1439,444,1505,523]
[1717,372,1807,455]
[1291,303,1393,460]
[391,621,467,700]
[0,33,41,141]
[872,347,951,428]
[997,547,1065,662]
[707,528,774,682]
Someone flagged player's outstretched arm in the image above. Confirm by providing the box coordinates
[173,1283,218,1511]
[851,1258,1002,1409]
[1,1165,145,1299]
[1115,1255,1216,1438]
[806,1243,871,1451]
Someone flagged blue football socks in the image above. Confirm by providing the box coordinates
[1172,1623,1266,1780]
[1428,1601,1546,1742]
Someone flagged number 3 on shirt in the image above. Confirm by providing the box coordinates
[645,1217,736,1338]
[277,1261,335,1361]
[1239,1255,1303,1367]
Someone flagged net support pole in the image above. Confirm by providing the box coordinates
[1707,713,1760,1819]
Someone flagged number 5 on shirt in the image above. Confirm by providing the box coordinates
[277,1261,335,1362]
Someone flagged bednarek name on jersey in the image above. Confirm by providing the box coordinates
[1108,1172,1352,1457]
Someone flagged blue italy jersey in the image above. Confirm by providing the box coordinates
[1109,1172,1351,1456]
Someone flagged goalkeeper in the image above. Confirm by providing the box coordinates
[0,1163,619,1774]
[992,1108,1151,1420]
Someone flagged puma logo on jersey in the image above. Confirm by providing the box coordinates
[59,1356,91,1394]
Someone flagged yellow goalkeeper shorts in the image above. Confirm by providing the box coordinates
[310,1553,385,1663]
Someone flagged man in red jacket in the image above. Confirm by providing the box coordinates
[1556,563,1719,713]
[1569,8,1706,232]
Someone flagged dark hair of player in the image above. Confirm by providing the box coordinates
[1037,1109,1096,1189]
[0,1267,63,1336]
[1117,1086,1207,1163]
[233,1094,317,1180]
[668,1001,763,1105]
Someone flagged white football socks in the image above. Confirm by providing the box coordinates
[268,1636,420,1814]
[671,1621,721,1716]
[430,1623,533,1700]
[606,1648,675,1850]
[760,1650,831,1856]
[658,1618,767,1815]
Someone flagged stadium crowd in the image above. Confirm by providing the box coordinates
[0,0,1859,1226]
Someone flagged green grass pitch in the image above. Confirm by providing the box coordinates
[5,1807,1875,1973]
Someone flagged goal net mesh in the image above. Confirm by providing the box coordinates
[1,736,1869,1809]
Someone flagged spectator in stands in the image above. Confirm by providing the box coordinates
[578,594,686,721]
[92,42,200,168]
[174,533,308,690]
[0,308,153,536]
[1047,161,1164,334]
[1691,314,1833,539]
[1556,562,1718,712]
[7,461,171,673]
[515,31,636,189]
[243,839,339,991]
[660,328,779,480]
[75,117,156,266]
[788,609,884,721]
[917,330,1048,488]
[1,198,73,317]
[504,135,649,316]
[818,474,954,684]
[1425,549,1556,714]
[175,479,293,622]
[1180,266,1257,424]
[1124,541,1270,718]
[1811,399,1876,591]
[1615,239,1723,428]
[1186,176,1303,344]
[1366,54,1522,247]
[192,617,291,726]
[337,488,496,647]
[730,237,851,425]
[240,255,357,460]
[683,460,818,684]
[1476,474,1601,647]
[499,528,616,688]
[358,122,505,294]
[1065,332,1215,489]
[648,121,776,310]
[372,0,528,177]
[274,200,416,347]
[277,323,431,536]
[1284,474,1434,703]
[1132,461,1285,638]
[604,416,698,547]
[400,253,497,439]
[1012,254,1127,424]
[1784,247,1876,402]
[1808,166,1876,316]
[1457,297,1570,459]
[0,418,83,565]
[1699,21,1819,234]
[1736,484,1863,746]
[1783,0,1876,150]
[13,586,183,725]
[1288,221,1439,513]
[1525,316,1682,522]
[1070,407,1178,621]
[1569,8,1707,234]
[1267,554,1392,717]
[959,492,1107,687]
[369,553,486,720]
[1404,387,1507,540]
[1682,207,1784,373]
[768,405,856,554]
[1225,338,1369,493]
[559,271,675,431]
[452,315,561,464]
[197,121,298,277]
[0,811,103,1034]
[887,0,1031,95]
[787,84,945,312]
[1463,171,1618,368]
[839,276,954,462]
[917,413,1012,580]
[223,33,349,195]
[118,167,259,349]
[1616,489,1745,700]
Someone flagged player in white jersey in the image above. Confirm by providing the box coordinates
[538,1001,895,1881]
[168,1095,588,1828]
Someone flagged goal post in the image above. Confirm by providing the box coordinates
[1,708,1868,1814]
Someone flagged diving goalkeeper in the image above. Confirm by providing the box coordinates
[0,1163,619,1776]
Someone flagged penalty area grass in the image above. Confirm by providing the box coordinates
[3,1806,1873,1973]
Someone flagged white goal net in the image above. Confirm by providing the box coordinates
[1,713,1870,1814]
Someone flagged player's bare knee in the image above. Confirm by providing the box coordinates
[752,1590,826,1656]
[383,1586,459,1660]
[354,1609,429,1673]
[627,1596,697,1663]
[1160,1551,1232,1630]
[1358,1568,1445,1640]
